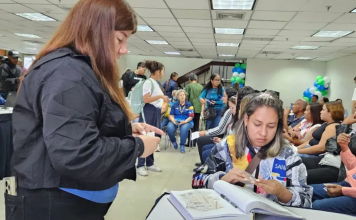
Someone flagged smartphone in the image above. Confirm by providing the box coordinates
[240,172,257,184]
[4,177,17,196]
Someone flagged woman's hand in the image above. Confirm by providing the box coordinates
[162,95,170,103]
[213,137,222,143]
[343,113,356,125]
[337,133,350,152]
[254,179,292,203]
[283,132,291,140]
[179,121,186,125]
[200,98,207,105]
[199,131,207,137]
[284,108,291,116]
[138,135,161,158]
[326,185,343,197]
[221,168,249,184]
[132,123,165,137]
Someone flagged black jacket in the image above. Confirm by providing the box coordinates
[0,60,21,92]
[121,71,147,96]
[12,48,144,190]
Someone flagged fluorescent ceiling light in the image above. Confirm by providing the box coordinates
[22,41,42,46]
[295,57,315,60]
[215,28,244,35]
[137,25,153,32]
[219,54,235,57]
[15,33,42,38]
[351,8,356,13]
[217,43,240,47]
[291,46,320,50]
[164,52,181,55]
[145,40,168,45]
[312,31,353,38]
[212,0,255,10]
[15,13,56,21]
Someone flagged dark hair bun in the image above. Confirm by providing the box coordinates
[144,60,164,74]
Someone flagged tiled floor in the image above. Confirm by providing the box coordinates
[0,141,199,220]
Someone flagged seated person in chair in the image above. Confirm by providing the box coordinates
[166,90,194,153]
[283,99,308,132]
[193,94,312,208]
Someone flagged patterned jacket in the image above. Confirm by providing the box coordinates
[192,135,313,208]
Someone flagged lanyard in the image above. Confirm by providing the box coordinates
[179,104,185,115]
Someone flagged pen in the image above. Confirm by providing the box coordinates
[220,194,238,209]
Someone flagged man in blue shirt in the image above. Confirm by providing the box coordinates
[284,99,308,131]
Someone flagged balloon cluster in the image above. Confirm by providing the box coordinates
[0,96,5,105]
[302,76,331,103]
[230,63,247,88]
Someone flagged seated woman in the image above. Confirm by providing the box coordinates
[193,94,312,208]
[311,127,356,215]
[166,90,194,153]
[283,103,324,146]
[298,101,344,157]
[161,90,177,130]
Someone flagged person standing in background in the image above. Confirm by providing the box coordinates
[18,58,27,75]
[311,95,319,103]
[137,60,170,176]
[163,72,178,99]
[121,62,146,96]
[185,74,203,133]
[0,50,22,98]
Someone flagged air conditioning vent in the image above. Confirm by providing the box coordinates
[260,51,281,55]
[244,37,274,41]
[176,48,194,52]
[217,12,245,20]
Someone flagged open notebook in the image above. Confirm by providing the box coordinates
[169,180,304,220]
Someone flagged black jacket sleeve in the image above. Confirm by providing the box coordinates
[41,73,144,182]
[1,64,19,85]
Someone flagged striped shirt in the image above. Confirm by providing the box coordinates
[205,109,232,136]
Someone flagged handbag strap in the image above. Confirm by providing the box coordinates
[245,154,261,174]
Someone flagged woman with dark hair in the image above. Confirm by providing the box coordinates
[199,74,227,129]
[284,103,324,145]
[193,94,312,208]
[7,0,164,219]
[232,86,256,127]
[163,72,179,99]
[137,60,170,176]
[320,97,329,105]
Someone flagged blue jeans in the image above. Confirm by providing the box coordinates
[202,144,215,163]
[312,181,356,215]
[161,117,169,129]
[166,121,193,146]
[206,108,223,129]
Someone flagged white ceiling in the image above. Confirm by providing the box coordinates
[1,0,356,61]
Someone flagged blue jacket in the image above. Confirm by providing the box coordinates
[199,88,225,109]
[170,101,194,126]
[163,79,178,99]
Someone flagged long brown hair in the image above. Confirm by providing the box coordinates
[25,0,137,120]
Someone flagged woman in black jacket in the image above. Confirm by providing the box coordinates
[6,0,162,219]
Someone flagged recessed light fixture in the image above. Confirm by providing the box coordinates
[295,57,315,60]
[217,43,240,47]
[15,13,56,21]
[215,28,244,35]
[164,52,181,55]
[351,8,356,13]
[145,40,168,45]
[219,54,235,57]
[312,31,353,38]
[212,0,255,10]
[291,46,320,50]
[137,25,153,32]
[15,33,42,38]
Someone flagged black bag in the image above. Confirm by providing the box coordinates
[203,106,216,121]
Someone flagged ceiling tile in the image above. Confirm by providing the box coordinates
[144,18,179,26]
[135,32,161,37]
[284,22,328,30]
[178,19,212,28]
[292,12,343,23]
[302,37,336,42]
[125,0,167,8]
[158,32,187,37]
[245,29,280,36]
[255,0,308,11]
[269,41,300,46]
[187,33,214,39]
[278,30,316,37]
[213,20,248,28]
[172,9,211,19]
[46,13,67,21]
[190,38,215,43]
[136,16,147,25]
[248,21,286,29]
[292,41,329,46]
[24,4,67,13]
[299,0,356,13]
[334,14,356,23]
[165,0,209,9]
[321,23,356,31]
[211,10,252,20]
[242,40,269,45]
[182,26,213,34]
[164,37,190,42]
[252,11,296,21]
[215,38,241,43]
[273,35,306,41]
[333,38,356,43]
[151,26,182,33]
[14,0,49,4]
[47,0,79,5]
[170,42,193,46]
[0,3,36,13]
[133,8,174,18]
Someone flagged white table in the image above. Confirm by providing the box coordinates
[0,107,13,114]
[147,195,355,220]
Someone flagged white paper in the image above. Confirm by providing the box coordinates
[147,132,155,137]
[191,132,200,141]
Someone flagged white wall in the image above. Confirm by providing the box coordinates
[117,56,127,76]
[326,54,356,112]
[125,55,211,83]
[246,59,327,106]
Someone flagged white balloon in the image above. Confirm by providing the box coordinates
[324,76,331,84]
[309,87,317,94]
[239,73,246,79]
[315,91,322,98]
[232,72,239,77]
[324,83,329,88]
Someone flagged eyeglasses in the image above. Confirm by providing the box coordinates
[213,79,221,81]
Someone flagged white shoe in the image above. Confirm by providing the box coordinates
[137,167,148,176]
[155,145,161,152]
[147,165,162,172]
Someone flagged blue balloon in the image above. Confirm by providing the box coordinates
[303,91,310,97]
[241,69,246,74]
[314,82,318,87]
[308,94,313,99]
[231,82,235,86]
[237,67,243,73]
[232,68,237,73]
[239,83,244,88]
[317,85,325,91]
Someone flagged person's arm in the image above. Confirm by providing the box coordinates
[298,125,336,155]
[283,109,291,131]
[200,89,207,104]
[1,65,19,85]
[142,81,165,103]
[41,76,144,181]
[206,110,232,136]
[182,106,194,124]
[341,148,356,171]
[222,91,227,104]
[352,101,356,114]
[291,126,318,146]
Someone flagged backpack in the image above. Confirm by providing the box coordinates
[128,78,155,122]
